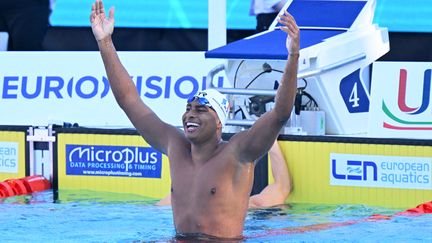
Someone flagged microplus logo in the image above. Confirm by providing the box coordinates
[66,144,162,178]
[382,69,432,130]
[330,153,432,190]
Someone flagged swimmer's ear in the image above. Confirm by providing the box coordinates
[216,120,222,130]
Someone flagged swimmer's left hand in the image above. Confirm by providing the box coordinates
[277,10,300,56]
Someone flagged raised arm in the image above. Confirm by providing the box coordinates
[232,10,299,162]
[249,140,292,208]
[90,0,180,153]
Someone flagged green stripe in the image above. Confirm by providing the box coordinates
[382,101,432,125]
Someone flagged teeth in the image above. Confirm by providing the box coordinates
[186,122,199,127]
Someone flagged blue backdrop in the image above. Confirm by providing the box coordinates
[50,0,432,32]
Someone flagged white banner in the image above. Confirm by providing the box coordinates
[330,153,432,190]
[369,61,432,139]
[0,52,229,128]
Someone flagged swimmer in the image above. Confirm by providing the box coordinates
[90,0,299,239]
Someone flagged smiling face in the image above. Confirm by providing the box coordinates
[182,100,222,142]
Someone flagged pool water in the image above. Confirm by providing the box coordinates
[0,191,431,242]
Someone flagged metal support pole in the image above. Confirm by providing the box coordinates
[208,0,226,50]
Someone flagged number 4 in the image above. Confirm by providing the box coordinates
[349,82,360,107]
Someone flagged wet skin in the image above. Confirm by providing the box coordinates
[91,0,299,238]
[167,101,255,238]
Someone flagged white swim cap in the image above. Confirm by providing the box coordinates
[187,89,230,126]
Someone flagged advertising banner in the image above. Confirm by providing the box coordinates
[57,132,171,199]
[0,52,228,128]
[0,130,27,181]
[330,153,432,190]
[65,144,162,178]
[369,62,432,139]
[0,141,18,174]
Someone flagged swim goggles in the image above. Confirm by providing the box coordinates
[187,94,212,108]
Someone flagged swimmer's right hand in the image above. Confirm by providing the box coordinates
[90,0,115,42]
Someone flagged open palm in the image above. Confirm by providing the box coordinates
[277,10,300,55]
[90,0,114,42]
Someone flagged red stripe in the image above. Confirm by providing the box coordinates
[247,201,432,239]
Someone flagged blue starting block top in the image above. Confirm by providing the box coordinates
[205,29,345,60]
[205,0,367,60]
[284,0,367,29]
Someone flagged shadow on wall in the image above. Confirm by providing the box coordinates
[42,27,255,51]
[378,32,432,61]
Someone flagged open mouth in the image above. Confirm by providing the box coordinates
[185,122,200,132]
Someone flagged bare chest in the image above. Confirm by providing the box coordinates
[170,156,234,200]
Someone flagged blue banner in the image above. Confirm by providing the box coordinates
[66,144,162,178]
